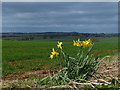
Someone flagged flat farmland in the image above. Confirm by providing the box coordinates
[2,37,118,76]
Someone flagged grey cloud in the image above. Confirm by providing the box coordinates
[2,2,118,33]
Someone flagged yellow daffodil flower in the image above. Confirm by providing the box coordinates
[73,38,92,47]
[50,48,59,59]
[57,41,63,49]
[73,38,81,46]
[81,39,92,47]
[50,55,54,59]
[73,40,78,46]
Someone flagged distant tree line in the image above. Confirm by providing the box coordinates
[2,32,118,40]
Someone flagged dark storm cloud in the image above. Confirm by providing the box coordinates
[2,2,118,33]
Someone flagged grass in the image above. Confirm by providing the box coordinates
[2,37,118,76]
[83,85,119,89]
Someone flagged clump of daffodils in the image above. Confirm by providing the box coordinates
[50,39,92,59]
[73,38,92,47]
[41,38,105,86]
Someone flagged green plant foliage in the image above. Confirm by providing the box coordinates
[2,37,118,76]
[40,38,106,86]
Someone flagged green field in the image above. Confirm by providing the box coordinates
[2,37,118,76]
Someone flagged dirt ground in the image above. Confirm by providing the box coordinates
[95,54,119,81]
[1,54,119,88]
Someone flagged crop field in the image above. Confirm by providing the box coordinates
[2,36,118,77]
[2,36,119,89]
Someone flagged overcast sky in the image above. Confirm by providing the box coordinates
[2,2,118,33]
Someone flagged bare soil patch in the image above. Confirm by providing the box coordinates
[1,54,119,88]
[93,49,118,55]
[2,69,51,81]
[96,54,118,81]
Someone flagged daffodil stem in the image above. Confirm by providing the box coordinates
[69,57,75,60]
[61,49,66,58]
[77,46,82,57]
[86,44,94,56]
